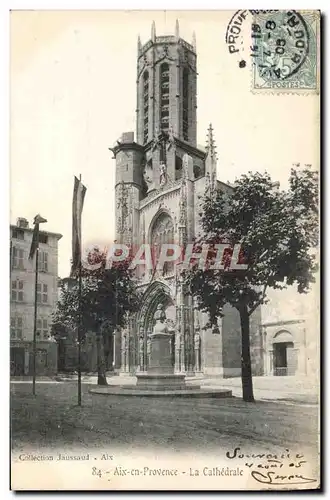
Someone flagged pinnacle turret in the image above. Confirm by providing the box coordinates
[205,123,217,160]
[151,21,156,42]
[175,19,180,39]
[192,31,196,51]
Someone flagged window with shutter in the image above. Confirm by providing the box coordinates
[10,316,23,338]
[11,280,24,302]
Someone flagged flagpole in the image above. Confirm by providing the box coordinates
[77,174,82,406]
[71,174,86,406]
[77,259,82,406]
[28,214,47,396]
[32,246,39,396]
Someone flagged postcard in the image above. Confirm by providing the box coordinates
[10,9,320,491]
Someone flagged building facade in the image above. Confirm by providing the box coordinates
[261,283,319,378]
[10,217,62,376]
[111,22,263,377]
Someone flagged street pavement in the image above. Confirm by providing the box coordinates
[11,373,319,404]
[11,382,319,457]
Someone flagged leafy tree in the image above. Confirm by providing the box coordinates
[185,167,318,402]
[52,249,140,385]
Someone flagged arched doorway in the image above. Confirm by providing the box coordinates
[272,330,297,376]
[137,281,175,370]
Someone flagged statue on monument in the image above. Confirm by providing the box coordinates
[143,160,154,193]
[159,162,167,187]
[152,303,169,336]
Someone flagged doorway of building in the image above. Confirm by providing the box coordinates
[273,341,295,376]
[10,347,25,376]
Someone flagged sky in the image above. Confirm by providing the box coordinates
[10,10,319,282]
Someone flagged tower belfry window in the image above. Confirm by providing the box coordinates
[143,71,149,144]
[160,63,170,132]
[182,68,189,141]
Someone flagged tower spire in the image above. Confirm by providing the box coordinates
[137,35,142,55]
[175,19,180,39]
[205,124,217,190]
[205,123,216,159]
[151,21,156,42]
[192,31,196,52]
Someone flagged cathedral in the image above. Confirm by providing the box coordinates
[111,21,263,377]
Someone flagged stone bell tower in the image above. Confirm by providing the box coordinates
[135,20,202,194]
[136,20,197,147]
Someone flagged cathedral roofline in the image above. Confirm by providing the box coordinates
[111,134,207,161]
[109,141,145,158]
[142,135,206,160]
[139,36,196,58]
[173,137,206,159]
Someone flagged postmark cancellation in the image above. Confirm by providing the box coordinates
[251,10,320,94]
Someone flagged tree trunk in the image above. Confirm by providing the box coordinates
[96,334,108,385]
[103,334,114,372]
[239,305,255,402]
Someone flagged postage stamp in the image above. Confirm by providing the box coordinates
[251,10,320,93]
[10,10,320,492]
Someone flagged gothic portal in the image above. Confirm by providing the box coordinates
[110,21,263,377]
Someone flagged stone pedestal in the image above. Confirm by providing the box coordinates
[136,373,186,390]
[136,332,187,390]
[136,303,196,391]
[148,333,173,375]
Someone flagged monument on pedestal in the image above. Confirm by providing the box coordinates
[90,304,231,398]
[136,304,188,390]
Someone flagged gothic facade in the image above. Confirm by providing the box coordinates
[111,21,263,377]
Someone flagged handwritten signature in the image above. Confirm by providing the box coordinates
[251,471,316,485]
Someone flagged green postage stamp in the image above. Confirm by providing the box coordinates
[251,10,320,93]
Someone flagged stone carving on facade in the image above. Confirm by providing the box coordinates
[143,161,154,193]
[175,331,182,372]
[180,330,186,371]
[151,127,161,152]
[121,331,129,372]
[163,44,170,58]
[146,333,152,366]
[141,212,146,244]
[138,328,145,371]
[138,52,153,78]
[159,162,167,187]
[166,318,176,366]
[154,43,175,64]
[194,332,201,372]
[116,181,130,235]
[166,126,175,151]
[139,179,182,208]
[185,328,193,372]
[179,192,187,228]
[182,153,193,181]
